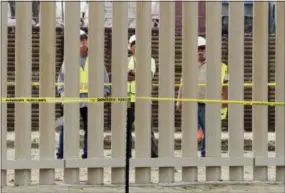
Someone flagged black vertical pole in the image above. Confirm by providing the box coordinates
[125,107,131,193]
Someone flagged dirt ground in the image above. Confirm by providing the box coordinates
[2,182,284,193]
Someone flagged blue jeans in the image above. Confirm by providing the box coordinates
[198,103,206,157]
[56,107,88,159]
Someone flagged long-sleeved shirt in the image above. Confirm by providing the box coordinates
[57,55,111,108]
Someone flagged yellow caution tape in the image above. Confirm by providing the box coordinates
[1,97,130,104]
[136,97,285,107]
[1,97,284,106]
[5,81,277,87]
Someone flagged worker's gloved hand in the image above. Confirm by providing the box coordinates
[175,102,182,112]
[221,103,227,108]
[128,69,136,76]
[128,70,136,81]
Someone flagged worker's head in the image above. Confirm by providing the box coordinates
[198,36,206,62]
[128,35,136,55]
[80,30,88,56]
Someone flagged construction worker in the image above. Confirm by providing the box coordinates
[176,36,229,157]
[56,30,111,159]
[127,34,158,158]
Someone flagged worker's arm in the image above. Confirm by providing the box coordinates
[177,85,182,99]
[176,78,183,111]
[57,61,65,97]
[150,58,156,79]
[104,65,111,96]
[177,78,183,99]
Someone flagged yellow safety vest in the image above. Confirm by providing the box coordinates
[127,56,156,103]
[80,57,89,94]
[221,63,228,120]
[127,57,136,102]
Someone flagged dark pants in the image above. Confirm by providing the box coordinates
[56,107,88,159]
[127,103,158,158]
[198,103,206,157]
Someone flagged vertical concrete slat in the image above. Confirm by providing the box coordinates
[275,2,285,182]
[1,1,8,187]
[181,1,198,182]
[205,1,222,181]
[252,2,269,181]
[111,2,128,185]
[158,1,175,183]
[39,2,56,185]
[63,2,80,184]
[14,2,32,186]
[228,2,244,181]
[87,1,105,185]
[135,1,152,184]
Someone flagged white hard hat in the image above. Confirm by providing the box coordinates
[80,30,88,37]
[198,36,206,47]
[128,34,136,50]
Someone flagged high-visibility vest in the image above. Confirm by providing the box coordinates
[221,63,228,120]
[127,56,156,103]
[80,57,89,94]
[127,57,136,102]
